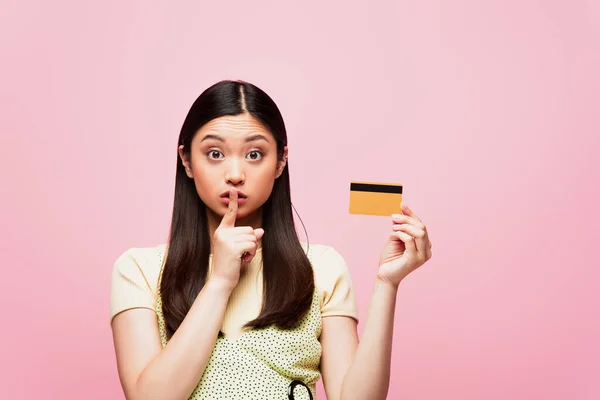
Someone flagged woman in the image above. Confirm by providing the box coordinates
[110,80,432,400]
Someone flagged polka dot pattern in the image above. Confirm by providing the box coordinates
[155,247,322,400]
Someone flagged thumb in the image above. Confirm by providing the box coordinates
[219,188,238,228]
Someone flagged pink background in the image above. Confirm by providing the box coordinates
[1,0,599,399]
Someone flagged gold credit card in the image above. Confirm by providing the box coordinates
[349,182,403,216]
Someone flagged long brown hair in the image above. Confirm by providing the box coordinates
[159,80,314,339]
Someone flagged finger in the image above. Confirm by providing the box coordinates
[241,242,259,263]
[254,228,264,240]
[220,188,238,228]
[400,203,422,222]
[393,224,429,255]
[392,231,417,256]
[392,223,425,237]
[242,253,253,263]
[230,226,255,234]
[236,234,259,243]
[392,214,426,231]
[229,227,262,236]
[242,229,264,263]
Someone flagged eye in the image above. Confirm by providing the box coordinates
[246,151,263,161]
[207,150,224,160]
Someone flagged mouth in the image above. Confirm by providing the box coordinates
[220,190,247,199]
[219,190,248,205]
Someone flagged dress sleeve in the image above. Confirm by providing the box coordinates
[313,246,359,322]
[110,248,157,323]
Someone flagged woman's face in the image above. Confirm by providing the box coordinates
[179,113,287,227]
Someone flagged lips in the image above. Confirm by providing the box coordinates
[220,190,247,199]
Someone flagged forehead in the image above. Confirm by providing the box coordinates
[196,114,272,140]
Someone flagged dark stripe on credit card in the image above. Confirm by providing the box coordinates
[350,183,403,194]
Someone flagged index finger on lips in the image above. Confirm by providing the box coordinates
[220,188,238,228]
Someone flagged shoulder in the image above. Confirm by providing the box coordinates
[302,243,350,277]
[301,243,353,290]
[111,243,168,296]
[302,242,349,268]
[110,244,167,322]
[301,243,358,320]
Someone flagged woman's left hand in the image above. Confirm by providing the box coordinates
[377,204,432,286]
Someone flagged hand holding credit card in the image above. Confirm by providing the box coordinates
[349,181,403,216]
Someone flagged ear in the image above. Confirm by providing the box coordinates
[179,145,194,178]
[275,146,288,179]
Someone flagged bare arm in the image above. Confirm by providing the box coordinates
[322,205,432,400]
[320,279,397,400]
[340,279,398,400]
[112,278,233,400]
[319,316,358,400]
[112,189,264,400]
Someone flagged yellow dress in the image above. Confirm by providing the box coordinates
[111,243,358,400]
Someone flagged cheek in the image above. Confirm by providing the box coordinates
[254,169,277,198]
[190,164,216,198]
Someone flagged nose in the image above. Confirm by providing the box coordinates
[225,158,245,186]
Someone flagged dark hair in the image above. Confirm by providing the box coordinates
[159,80,314,339]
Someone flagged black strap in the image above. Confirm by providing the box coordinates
[287,380,313,400]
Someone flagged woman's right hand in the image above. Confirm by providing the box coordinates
[210,188,264,291]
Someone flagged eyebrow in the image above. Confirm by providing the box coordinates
[200,134,270,143]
